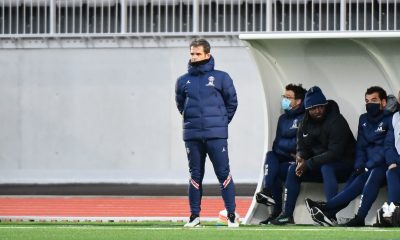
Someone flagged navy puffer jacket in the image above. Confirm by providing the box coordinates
[272,105,305,160]
[354,111,393,170]
[175,56,238,141]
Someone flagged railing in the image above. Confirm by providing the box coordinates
[0,0,399,37]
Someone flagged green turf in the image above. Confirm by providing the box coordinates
[1,222,400,240]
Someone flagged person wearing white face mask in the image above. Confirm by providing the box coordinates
[255,84,307,225]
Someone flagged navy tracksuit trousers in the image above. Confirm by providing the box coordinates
[387,166,400,204]
[185,138,236,215]
[262,151,293,214]
[284,161,353,216]
[324,165,386,219]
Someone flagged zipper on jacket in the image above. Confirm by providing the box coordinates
[198,75,204,135]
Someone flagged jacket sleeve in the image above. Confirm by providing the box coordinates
[222,73,238,123]
[385,115,399,165]
[272,116,291,158]
[366,146,385,169]
[272,116,282,153]
[296,120,311,160]
[306,116,353,168]
[354,116,367,169]
[175,78,185,115]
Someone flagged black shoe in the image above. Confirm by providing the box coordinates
[270,213,294,225]
[305,198,326,213]
[256,191,275,206]
[343,215,365,227]
[310,207,337,226]
[259,211,281,225]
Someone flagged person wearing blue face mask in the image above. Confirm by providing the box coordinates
[255,84,307,225]
[305,86,394,227]
[271,86,355,225]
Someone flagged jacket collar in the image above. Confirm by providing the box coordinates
[285,103,305,117]
[187,56,215,76]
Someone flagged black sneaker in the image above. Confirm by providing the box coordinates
[305,198,326,213]
[256,191,275,206]
[310,207,337,226]
[270,213,294,225]
[259,211,281,225]
[343,215,365,227]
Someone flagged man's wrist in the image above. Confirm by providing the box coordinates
[305,159,313,170]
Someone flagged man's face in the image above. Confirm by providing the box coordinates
[190,46,210,63]
[282,90,301,109]
[308,105,326,120]
[365,92,387,109]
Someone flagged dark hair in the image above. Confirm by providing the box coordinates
[286,83,307,100]
[190,39,211,54]
[365,86,387,101]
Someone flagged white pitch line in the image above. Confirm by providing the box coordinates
[0,216,219,222]
[0,226,400,232]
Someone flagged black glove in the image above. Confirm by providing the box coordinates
[354,168,366,176]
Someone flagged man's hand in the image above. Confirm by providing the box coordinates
[295,155,306,177]
[389,163,398,170]
[295,154,303,165]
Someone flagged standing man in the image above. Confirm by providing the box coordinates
[256,83,307,224]
[175,39,239,228]
[306,86,392,227]
[271,86,355,225]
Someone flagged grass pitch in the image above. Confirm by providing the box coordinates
[1,221,400,240]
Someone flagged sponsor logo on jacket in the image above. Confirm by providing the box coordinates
[375,122,386,133]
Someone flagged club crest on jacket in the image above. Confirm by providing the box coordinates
[206,76,215,87]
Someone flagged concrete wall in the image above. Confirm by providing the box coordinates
[242,37,400,225]
[0,45,266,184]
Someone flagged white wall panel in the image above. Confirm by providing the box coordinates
[0,46,265,184]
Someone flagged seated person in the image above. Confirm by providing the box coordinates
[255,84,306,224]
[385,90,400,207]
[271,86,355,225]
[385,94,399,113]
[305,86,393,227]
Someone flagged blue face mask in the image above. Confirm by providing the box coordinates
[365,102,382,117]
[281,98,292,111]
